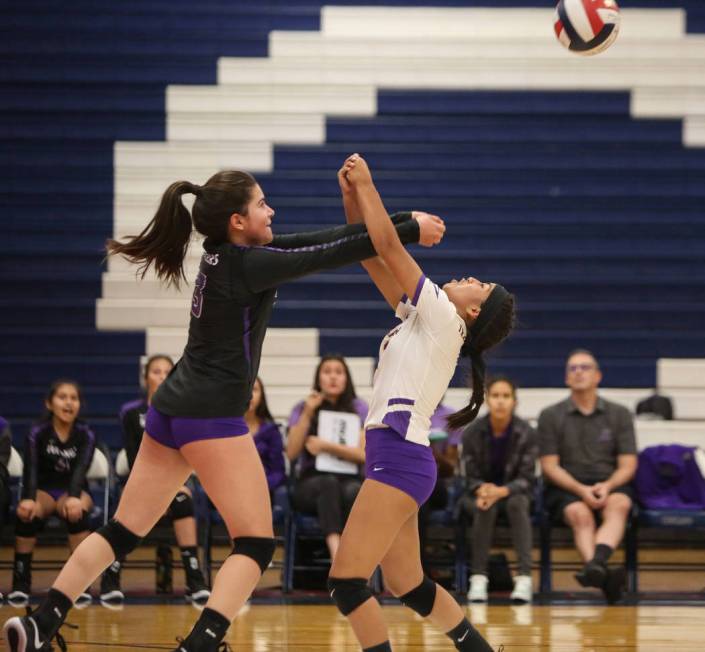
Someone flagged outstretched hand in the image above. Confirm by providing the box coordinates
[342,153,373,186]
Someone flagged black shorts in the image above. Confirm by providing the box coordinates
[544,477,635,524]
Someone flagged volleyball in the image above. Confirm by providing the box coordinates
[554,0,621,56]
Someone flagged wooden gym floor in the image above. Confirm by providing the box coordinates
[0,603,703,651]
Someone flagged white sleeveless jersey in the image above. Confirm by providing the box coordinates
[365,275,467,446]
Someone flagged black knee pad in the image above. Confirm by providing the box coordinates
[231,536,275,573]
[399,576,437,618]
[95,519,143,559]
[15,517,44,538]
[327,577,373,616]
[168,491,195,520]
[66,510,90,534]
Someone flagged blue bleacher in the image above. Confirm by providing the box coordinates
[1,0,704,451]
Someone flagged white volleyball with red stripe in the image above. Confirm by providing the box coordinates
[554,0,621,56]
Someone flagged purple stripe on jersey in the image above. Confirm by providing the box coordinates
[400,294,408,304]
[411,274,426,306]
[388,398,415,407]
[243,307,251,365]
[382,410,412,438]
[236,232,368,254]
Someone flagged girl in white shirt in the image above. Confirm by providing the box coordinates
[328,155,514,652]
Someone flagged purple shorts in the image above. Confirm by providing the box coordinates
[39,488,66,501]
[145,406,249,450]
[365,427,437,507]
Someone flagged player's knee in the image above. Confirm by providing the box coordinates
[65,510,91,534]
[231,536,275,573]
[95,519,143,559]
[327,577,373,616]
[399,576,437,618]
[169,491,195,520]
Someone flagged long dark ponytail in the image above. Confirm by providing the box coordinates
[447,287,515,430]
[107,170,257,288]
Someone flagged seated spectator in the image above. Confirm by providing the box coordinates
[0,417,11,601]
[538,349,638,604]
[244,377,285,495]
[286,354,368,561]
[100,355,209,607]
[417,399,462,571]
[462,376,538,603]
[9,380,96,607]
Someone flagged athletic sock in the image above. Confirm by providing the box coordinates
[180,546,200,572]
[446,617,493,652]
[363,643,392,652]
[32,588,73,639]
[13,552,32,577]
[592,544,614,566]
[181,607,230,650]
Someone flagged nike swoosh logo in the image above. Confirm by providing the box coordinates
[373,467,384,471]
[458,629,470,642]
[30,617,44,649]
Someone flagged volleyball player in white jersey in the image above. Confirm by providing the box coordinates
[328,155,514,652]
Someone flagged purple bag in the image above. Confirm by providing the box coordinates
[636,445,705,510]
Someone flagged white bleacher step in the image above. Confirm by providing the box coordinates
[167,83,376,115]
[166,112,325,142]
[685,117,705,146]
[114,141,272,172]
[655,390,705,420]
[97,298,191,330]
[632,87,705,119]
[218,55,705,90]
[138,354,373,390]
[270,31,705,61]
[146,327,318,359]
[320,7,685,40]
[634,421,705,450]
[658,359,705,389]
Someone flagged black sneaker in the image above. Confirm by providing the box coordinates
[99,561,125,606]
[2,615,68,652]
[9,561,32,607]
[184,571,211,607]
[574,560,607,589]
[171,638,231,652]
[184,559,210,607]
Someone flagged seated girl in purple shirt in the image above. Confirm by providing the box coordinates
[245,377,285,494]
[286,355,368,562]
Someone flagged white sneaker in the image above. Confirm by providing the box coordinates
[510,575,533,603]
[467,574,488,602]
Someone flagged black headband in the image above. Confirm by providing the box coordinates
[464,283,510,353]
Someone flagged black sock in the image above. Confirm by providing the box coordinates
[180,546,200,571]
[364,643,392,652]
[592,544,613,565]
[14,552,32,576]
[182,607,230,650]
[32,588,73,639]
[446,617,493,652]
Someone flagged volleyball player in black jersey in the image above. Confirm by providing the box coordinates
[9,381,96,609]
[2,170,444,652]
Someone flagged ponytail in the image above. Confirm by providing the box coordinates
[447,286,515,431]
[106,181,200,288]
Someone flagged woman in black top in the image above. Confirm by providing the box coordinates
[8,380,96,608]
[4,168,444,652]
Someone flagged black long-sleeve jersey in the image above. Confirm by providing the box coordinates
[153,215,419,418]
[22,420,96,500]
[119,399,147,471]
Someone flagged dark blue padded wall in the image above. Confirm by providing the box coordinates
[1,1,703,449]
[268,90,705,387]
